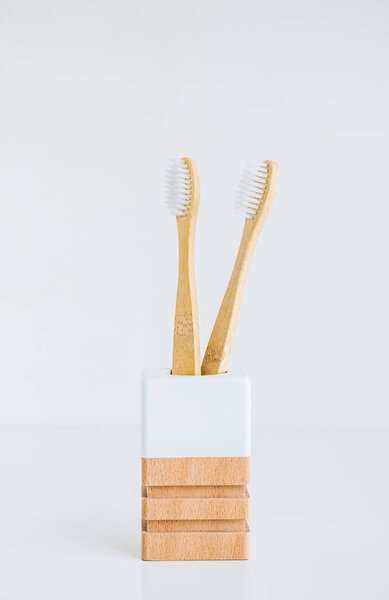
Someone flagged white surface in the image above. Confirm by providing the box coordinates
[1,1,389,429]
[0,426,388,599]
[142,369,251,457]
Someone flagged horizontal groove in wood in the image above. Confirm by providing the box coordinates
[145,485,247,498]
[142,496,249,521]
[142,457,250,486]
[142,527,249,560]
[145,519,247,532]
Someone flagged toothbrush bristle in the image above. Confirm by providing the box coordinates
[165,158,192,217]
[235,161,270,220]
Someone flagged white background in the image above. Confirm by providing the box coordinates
[1,3,389,599]
[1,0,388,428]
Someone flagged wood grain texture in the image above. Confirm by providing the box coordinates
[142,457,250,486]
[145,519,247,532]
[201,160,279,375]
[142,496,249,521]
[172,157,201,376]
[141,457,250,560]
[146,485,247,498]
[142,526,249,561]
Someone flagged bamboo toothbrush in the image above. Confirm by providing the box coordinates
[166,158,201,375]
[201,160,279,375]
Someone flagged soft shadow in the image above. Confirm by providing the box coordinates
[57,516,141,559]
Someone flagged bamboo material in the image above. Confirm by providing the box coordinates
[142,495,249,521]
[142,525,250,561]
[141,458,250,559]
[142,456,250,486]
[172,158,201,375]
[202,160,279,375]
[146,485,246,498]
[145,519,247,532]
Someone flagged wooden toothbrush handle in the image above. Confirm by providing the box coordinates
[201,222,259,375]
[172,212,201,375]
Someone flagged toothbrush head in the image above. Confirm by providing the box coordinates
[235,160,279,222]
[165,158,194,217]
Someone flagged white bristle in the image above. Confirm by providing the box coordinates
[235,161,270,220]
[165,158,192,217]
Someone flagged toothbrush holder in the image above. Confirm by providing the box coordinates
[141,368,251,560]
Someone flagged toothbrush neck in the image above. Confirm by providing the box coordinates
[177,221,196,279]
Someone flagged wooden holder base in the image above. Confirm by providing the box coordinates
[141,457,250,560]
